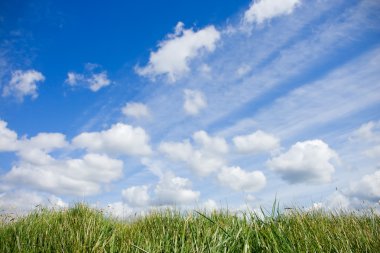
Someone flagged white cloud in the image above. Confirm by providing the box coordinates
[0,190,67,215]
[73,123,152,156]
[217,166,266,192]
[193,130,228,155]
[233,130,280,154]
[136,22,221,82]
[236,64,251,76]
[0,121,68,165]
[154,172,200,205]
[351,121,380,143]
[105,202,133,219]
[122,185,150,207]
[66,72,83,86]
[0,120,18,152]
[22,132,67,151]
[17,133,68,165]
[2,70,45,101]
[122,102,150,119]
[365,145,380,158]
[244,0,301,24]
[183,89,207,115]
[350,170,380,202]
[159,131,227,177]
[200,199,218,212]
[267,140,338,184]
[65,64,111,92]
[89,72,111,91]
[3,153,124,196]
[325,191,350,210]
[0,122,124,196]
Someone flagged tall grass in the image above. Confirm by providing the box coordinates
[1,203,379,252]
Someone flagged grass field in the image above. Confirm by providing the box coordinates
[1,203,379,252]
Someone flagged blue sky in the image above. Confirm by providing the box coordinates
[1,0,380,216]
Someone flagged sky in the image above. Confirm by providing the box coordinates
[1,0,380,217]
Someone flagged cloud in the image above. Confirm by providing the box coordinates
[325,191,350,210]
[0,121,125,196]
[217,166,266,192]
[154,172,200,205]
[244,0,301,24]
[183,89,207,115]
[365,145,380,158]
[2,70,45,101]
[267,140,338,184]
[193,130,229,154]
[65,63,111,92]
[17,133,68,165]
[233,130,280,154]
[350,170,380,202]
[2,153,124,196]
[122,185,150,207]
[1,121,67,165]
[159,131,227,176]
[136,22,221,82]
[0,190,67,215]
[236,64,251,77]
[105,202,133,219]
[0,120,18,152]
[351,121,380,143]
[122,102,150,119]
[199,199,218,212]
[73,123,152,156]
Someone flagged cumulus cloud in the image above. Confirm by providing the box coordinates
[267,140,338,184]
[2,70,45,101]
[159,131,227,176]
[193,130,228,154]
[217,166,266,192]
[136,22,221,82]
[73,123,152,156]
[154,172,200,205]
[0,190,67,215]
[2,153,123,196]
[105,202,133,219]
[325,191,350,210]
[351,121,380,143]
[0,120,68,165]
[122,102,150,119]
[244,0,301,24]
[0,120,18,152]
[350,170,380,202]
[200,199,218,212]
[233,130,280,154]
[65,63,111,92]
[183,89,207,115]
[17,133,68,165]
[122,185,150,207]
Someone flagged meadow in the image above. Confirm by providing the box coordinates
[1,203,379,252]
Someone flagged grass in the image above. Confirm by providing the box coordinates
[1,203,379,252]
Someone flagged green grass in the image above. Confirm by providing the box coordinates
[1,203,379,252]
